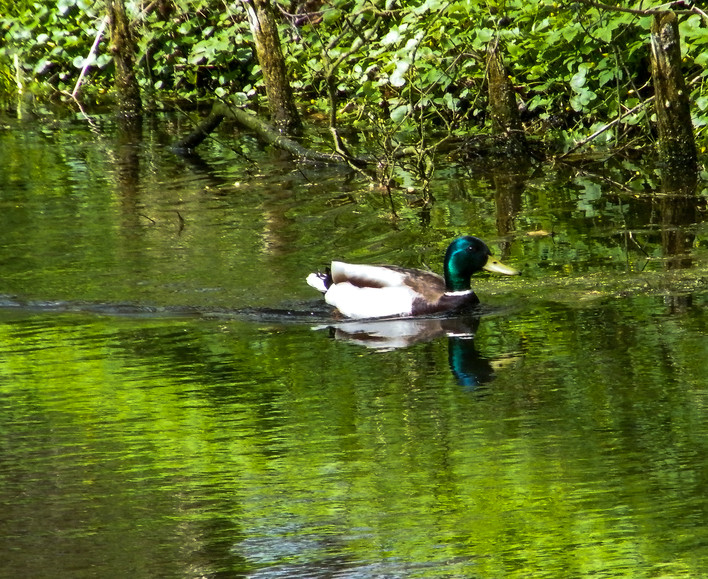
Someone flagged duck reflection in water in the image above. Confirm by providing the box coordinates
[317,315,506,390]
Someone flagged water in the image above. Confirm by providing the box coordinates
[0,112,707,578]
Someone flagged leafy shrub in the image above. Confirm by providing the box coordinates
[1,0,707,152]
[136,0,255,103]
[0,0,110,100]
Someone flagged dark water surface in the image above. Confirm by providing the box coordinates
[1,113,707,578]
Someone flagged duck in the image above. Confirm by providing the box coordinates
[306,236,519,319]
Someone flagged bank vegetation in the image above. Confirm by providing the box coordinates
[2,0,707,188]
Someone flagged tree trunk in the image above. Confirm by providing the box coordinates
[486,38,527,155]
[106,0,142,117]
[240,0,302,134]
[650,11,697,184]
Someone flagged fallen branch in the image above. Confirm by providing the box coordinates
[173,102,370,166]
[225,105,344,162]
[173,109,226,152]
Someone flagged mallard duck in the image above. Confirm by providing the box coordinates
[306,236,518,319]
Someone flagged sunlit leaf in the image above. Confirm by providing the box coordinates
[390,103,410,122]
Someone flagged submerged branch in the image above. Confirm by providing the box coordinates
[173,109,226,152]
[173,102,371,167]
[226,104,343,163]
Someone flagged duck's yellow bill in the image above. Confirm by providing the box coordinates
[483,259,519,275]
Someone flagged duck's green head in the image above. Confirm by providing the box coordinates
[444,236,519,291]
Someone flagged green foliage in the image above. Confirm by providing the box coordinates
[136,0,255,102]
[680,12,708,147]
[2,0,708,154]
[288,0,490,133]
[285,0,707,152]
[277,0,708,161]
[0,0,257,104]
[0,0,109,100]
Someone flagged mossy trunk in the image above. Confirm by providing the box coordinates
[241,0,302,134]
[650,11,697,183]
[106,0,142,117]
[486,38,527,155]
[661,195,696,269]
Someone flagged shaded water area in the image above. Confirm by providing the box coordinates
[1,111,707,578]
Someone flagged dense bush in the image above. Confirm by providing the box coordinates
[281,0,708,151]
[0,0,109,100]
[1,0,707,151]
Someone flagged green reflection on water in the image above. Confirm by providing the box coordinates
[1,114,707,578]
[0,298,706,578]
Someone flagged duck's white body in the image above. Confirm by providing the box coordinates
[306,261,475,319]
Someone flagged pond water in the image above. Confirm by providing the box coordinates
[1,111,707,578]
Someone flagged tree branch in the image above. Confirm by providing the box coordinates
[72,15,109,98]
[559,96,654,157]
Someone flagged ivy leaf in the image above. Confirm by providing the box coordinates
[443,92,459,112]
[598,69,615,87]
[72,54,94,68]
[595,25,614,43]
[390,104,410,122]
[570,69,587,92]
[57,0,76,16]
[323,9,341,24]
